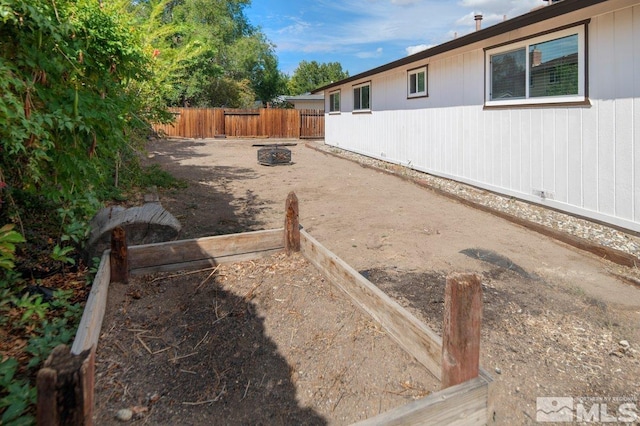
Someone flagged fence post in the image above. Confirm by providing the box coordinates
[110,226,128,283]
[441,273,482,389]
[284,192,300,255]
[37,345,95,426]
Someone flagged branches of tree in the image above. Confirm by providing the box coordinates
[0,0,347,254]
[133,0,285,108]
[287,61,349,95]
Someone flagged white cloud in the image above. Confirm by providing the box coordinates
[406,44,432,55]
[458,0,540,19]
[253,0,546,74]
[356,47,384,59]
[277,17,312,36]
[391,0,421,5]
[269,0,458,54]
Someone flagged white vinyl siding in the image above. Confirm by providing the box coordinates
[325,2,640,232]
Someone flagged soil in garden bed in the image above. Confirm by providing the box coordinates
[94,252,438,425]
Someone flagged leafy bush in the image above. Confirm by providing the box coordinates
[0,225,25,270]
[0,358,36,426]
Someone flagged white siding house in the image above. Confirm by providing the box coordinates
[284,93,325,110]
[316,0,640,233]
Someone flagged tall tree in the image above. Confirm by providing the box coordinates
[288,61,349,95]
[0,0,154,210]
[131,0,283,107]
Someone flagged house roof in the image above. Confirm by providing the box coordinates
[312,0,609,93]
[284,94,324,102]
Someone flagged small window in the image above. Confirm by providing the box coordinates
[353,82,371,112]
[329,91,340,113]
[408,66,427,98]
[485,25,585,106]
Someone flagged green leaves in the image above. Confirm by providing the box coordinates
[0,225,25,270]
[0,0,156,219]
[288,61,350,95]
[0,358,36,425]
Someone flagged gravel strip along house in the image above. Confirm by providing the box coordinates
[314,0,640,235]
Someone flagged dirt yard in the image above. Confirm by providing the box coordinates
[95,138,640,424]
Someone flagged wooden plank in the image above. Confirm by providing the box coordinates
[442,273,482,389]
[300,109,324,139]
[36,368,58,426]
[36,345,94,426]
[128,229,284,270]
[300,229,443,379]
[71,251,110,355]
[353,375,489,426]
[284,192,300,254]
[130,248,283,276]
[109,226,128,284]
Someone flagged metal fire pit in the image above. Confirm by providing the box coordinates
[256,144,293,166]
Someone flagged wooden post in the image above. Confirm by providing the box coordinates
[284,192,300,255]
[37,345,95,426]
[110,226,128,283]
[441,273,482,389]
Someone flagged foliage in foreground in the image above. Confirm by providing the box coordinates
[0,1,164,422]
[0,0,161,231]
[0,224,85,424]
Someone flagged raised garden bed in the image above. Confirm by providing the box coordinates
[41,195,492,425]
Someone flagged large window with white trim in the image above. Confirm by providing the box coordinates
[407,66,427,98]
[353,82,371,111]
[485,25,586,106]
[329,91,340,113]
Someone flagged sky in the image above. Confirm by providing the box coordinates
[245,0,543,76]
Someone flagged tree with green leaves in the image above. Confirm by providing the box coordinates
[0,0,159,229]
[130,0,285,107]
[288,61,349,95]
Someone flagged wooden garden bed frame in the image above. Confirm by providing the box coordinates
[43,194,492,426]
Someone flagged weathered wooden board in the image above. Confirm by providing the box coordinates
[353,373,490,426]
[71,225,491,426]
[129,249,283,276]
[71,251,110,355]
[299,229,444,380]
[127,228,284,275]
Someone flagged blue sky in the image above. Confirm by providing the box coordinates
[245,0,542,76]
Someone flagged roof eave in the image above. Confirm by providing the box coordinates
[312,0,609,94]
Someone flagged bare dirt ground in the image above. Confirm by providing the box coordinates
[96,137,640,424]
[94,252,436,424]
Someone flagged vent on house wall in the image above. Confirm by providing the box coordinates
[532,189,554,200]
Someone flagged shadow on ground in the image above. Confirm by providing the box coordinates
[145,140,269,239]
[95,269,327,425]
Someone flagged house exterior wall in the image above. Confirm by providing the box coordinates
[324,0,640,232]
[290,100,325,110]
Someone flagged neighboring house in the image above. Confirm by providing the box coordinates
[284,93,325,110]
[314,0,640,233]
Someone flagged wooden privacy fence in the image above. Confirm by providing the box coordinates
[153,108,324,139]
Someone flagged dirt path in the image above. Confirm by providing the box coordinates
[136,137,640,424]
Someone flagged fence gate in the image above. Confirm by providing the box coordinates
[299,109,325,139]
